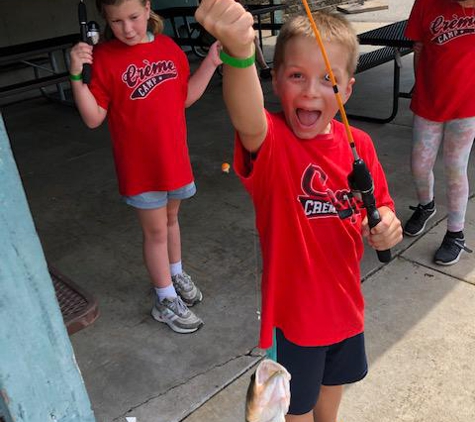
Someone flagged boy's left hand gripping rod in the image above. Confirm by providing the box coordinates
[79,0,92,84]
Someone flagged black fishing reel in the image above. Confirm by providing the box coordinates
[349,158,391,263]
[78,1,99,84]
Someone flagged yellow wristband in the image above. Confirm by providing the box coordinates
[69,73,83,81]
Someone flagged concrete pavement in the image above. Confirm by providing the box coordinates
[184,199,475,422]
[1,1,474,420]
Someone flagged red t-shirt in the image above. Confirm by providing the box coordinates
[234,112,394,348]
[405,0,475,121]
[89,35,193,196]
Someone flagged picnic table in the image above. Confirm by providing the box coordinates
[156,2,286,58]
[358,19,413,48]
[245,3,286,50]
[350,20,414,123]
[0,34,78,104]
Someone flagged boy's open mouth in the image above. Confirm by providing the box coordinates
[296,109,321,127]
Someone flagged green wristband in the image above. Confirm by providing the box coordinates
[219,50,256,68]
[69,73,83,81]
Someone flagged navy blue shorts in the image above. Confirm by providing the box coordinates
[276,328,368,415]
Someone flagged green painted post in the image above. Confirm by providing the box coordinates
[0,114,95,422]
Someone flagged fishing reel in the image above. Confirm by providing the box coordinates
[78,1,99,84]
[87,20,100,46]
[349,158,391,263]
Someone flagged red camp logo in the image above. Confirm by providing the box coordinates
[297,164,359,221]
[430,14,475,44]
[122,59,178,99]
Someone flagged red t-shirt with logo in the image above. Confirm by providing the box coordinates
[89,35,193,196]
[234,112,394,348]
[405,0,475,121]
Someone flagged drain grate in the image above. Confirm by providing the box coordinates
[49,265,99,335]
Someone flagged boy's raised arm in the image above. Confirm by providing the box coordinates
[195,0,267,152]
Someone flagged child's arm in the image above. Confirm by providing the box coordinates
[362,206,402,251]
[412,41,423,76]
[195,0,267,153]
[69,42,107,129]
[185,41,222,107]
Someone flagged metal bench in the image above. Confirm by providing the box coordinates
[348,47,412,123]
[347,20,414,123]
[157,8,214,58]
[356,46,411,73]
[156,3,285,58]
[349,46,413,123]
[0,34,78,104]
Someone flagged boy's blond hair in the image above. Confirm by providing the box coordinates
[273,11,359,76]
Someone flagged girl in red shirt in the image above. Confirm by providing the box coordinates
[69,0,222,333]
[404,0,475,265]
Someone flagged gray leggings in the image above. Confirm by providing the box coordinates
[411,115,475,232]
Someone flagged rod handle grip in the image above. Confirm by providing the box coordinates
[367,208,392,263]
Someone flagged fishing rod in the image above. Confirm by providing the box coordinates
[300,0,391,263]
[78,0,92,84]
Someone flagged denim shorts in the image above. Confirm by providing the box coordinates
[276,328,368,415]
[123,182,196,209]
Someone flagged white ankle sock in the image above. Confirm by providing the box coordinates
[155,284,177,302]
[170,261,182,277]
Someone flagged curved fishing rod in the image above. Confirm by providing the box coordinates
[300,0,391,263]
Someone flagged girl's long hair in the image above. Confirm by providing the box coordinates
[96,0,164,41]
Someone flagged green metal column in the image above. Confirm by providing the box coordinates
[0,114,95,422]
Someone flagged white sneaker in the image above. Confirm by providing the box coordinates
[172,272,203,306]
[151,296,203,334]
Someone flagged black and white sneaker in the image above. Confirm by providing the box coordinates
[433,234,472,266]
[404,202,436,237]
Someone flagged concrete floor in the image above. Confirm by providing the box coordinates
[1,2,475,420]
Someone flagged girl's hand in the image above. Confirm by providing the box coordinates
[195,0,256,59]
[413,41,423,54]
[362,206,403,251]
[69,42,93,75]
[207,41,223,67]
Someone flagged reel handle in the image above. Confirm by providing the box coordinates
[350,159,392,263]
[366,205,392,263]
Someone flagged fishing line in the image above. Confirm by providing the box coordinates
[247,153,275,360]
[254,219,277,361]
[253,226,261,322]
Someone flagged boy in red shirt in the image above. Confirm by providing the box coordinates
[196,1,402,421]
